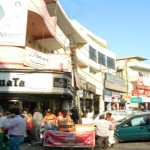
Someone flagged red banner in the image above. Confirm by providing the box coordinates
[132,89,145,96]
[43,130,95,148]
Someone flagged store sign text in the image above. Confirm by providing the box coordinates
[0,78,25,87]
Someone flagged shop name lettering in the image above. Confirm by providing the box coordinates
[0,78,25,87]
[0,32,22,39]
[31,52,49,62]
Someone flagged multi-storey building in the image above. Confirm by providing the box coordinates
[0,0,87,114]
[117,56,150,110]
[71,21,127,114]
[0,0,128,117]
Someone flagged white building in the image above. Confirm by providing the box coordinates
[71,20,126,113]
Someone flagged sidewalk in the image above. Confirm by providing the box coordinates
[21,140,43,150]
[21,143,44,150]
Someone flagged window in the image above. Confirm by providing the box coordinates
[107,56,115,69]
[98,52,106,66]
[116,71,123,79]
[131,116,146,126]
[53,78,67,88]
[89,46,97,62]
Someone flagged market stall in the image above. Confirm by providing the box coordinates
[43,121,95,150]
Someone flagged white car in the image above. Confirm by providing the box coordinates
[93,110,131,125]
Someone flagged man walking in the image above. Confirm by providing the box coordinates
[95,114,114,150]
[106,112,116,146]
[3,107,26,150]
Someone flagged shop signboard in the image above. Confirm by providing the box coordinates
[105,73,125,85]
[0,72,72,95]
[104,95,112,102]
[132,89,145,96]
[130,97,142,103]
[24,47,71,71]
[105,80,127,92]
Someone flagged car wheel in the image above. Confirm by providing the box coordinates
[113,135,119,143]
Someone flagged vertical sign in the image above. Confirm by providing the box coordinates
[0,0,28,46]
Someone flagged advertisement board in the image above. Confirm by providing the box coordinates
[0,0,28,46]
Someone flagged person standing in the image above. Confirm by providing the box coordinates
[42,108,56,125]
[42,108,57,131]
[106,112,116,146]
[70,107,79,124]
[32,108,43,142]
[2,107,26,150]
[95,114,114,150]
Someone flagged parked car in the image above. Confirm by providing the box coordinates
[113,112,150,143]
[93,110,131,125]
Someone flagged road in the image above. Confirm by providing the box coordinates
[21,142,150,150]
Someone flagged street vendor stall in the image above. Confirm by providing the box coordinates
[43,122,95,150]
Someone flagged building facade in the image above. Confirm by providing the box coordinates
[0,0,129,118]
[0,0,87,115]
[117,56,150,110]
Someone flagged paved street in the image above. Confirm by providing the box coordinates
[21,142,150,150]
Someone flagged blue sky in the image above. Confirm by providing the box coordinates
[59,0,150,64]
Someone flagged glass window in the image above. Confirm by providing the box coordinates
[89,46,97,62]
[98,52,106,66]
[107,56,115,69]
[131,116,146,126]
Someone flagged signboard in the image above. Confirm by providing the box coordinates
[0,0,28,46]
[103,89,112,96]
[24,47,71,71]
[105,80,127,92]
[132,90,145,96]
[0,72,72,94]
[105,73,125,84]
[43,130,95,147]
[130,97,142,103]
[104,95,112,102]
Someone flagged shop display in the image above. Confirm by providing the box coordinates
[57,118,75,132]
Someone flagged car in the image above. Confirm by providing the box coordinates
[113,112,150,143]
[93,110,131,125]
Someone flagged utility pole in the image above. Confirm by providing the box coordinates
[69,35,82,123]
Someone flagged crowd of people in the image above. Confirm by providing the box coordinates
[0,106,117,150]
[0,106,79,150]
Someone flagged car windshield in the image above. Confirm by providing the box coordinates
[117,113,134,122]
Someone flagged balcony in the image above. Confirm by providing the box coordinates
[27,0,56,40]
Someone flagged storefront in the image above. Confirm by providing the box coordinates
[0,71,73,114]
[130,96,150,110]
[78,81,97,117]
[131,73,150,110]
[104,73,127,111]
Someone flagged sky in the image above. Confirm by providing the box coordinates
[59,0,150,64]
